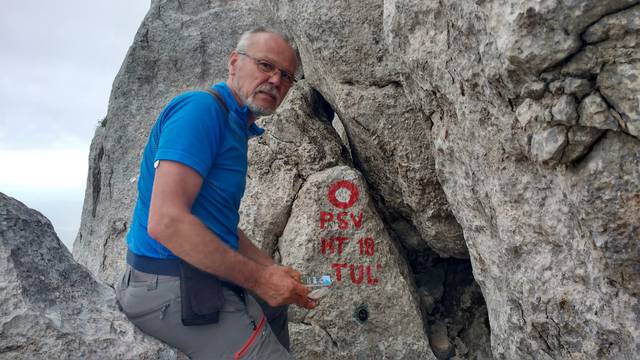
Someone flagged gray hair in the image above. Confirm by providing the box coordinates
[234,27,294,53]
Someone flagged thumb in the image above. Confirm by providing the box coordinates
[284,267,302,282]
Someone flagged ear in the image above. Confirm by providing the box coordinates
[228,51,239,77]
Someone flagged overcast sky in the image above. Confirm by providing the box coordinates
[0,1,150,249]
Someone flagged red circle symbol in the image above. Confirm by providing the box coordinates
[327,180,359,209]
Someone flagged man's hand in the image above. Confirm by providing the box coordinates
[254,265,316,309]
[283,266,301,283]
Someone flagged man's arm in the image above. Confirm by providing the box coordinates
[237,229,302,282]
[147,160,313,308]
[237,229,275,267]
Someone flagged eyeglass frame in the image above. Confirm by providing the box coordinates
[236,51,297,85]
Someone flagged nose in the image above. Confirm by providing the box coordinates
[266,70,283,87]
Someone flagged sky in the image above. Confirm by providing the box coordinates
[0,1,150,249]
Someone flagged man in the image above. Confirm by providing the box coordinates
[116,28,315,359]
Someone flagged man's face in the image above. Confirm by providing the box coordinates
[228,33,297,116]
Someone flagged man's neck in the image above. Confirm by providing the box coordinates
[225,81,256,124]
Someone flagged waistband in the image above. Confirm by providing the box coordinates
[126,250,244,295]
[127,249,182,276]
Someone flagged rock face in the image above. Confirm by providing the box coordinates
[385,1,640,359]
[279,166,432,359]
[68,0,639,359]
[0,193,176,359]
[265,0,468,260]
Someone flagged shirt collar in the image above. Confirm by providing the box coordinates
[212,82,265,138]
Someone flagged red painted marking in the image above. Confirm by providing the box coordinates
[331,263,347,282]
[332,263,382,285]
[367,263,381,285]
[320,211,333,229]
[337,212,349,229]
[350,264,364,285]
[327,180,359,209]
[357,237,375,256]
[321,237,350,256]
[335,237,349,255]
[350,212,363,229]
[321,237,334,256]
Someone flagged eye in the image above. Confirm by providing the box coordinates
[281,71,295,84]
[256,60,275,73]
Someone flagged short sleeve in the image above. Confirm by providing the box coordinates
[154,92,225,178]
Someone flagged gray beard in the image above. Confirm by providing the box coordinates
[233,79,276,117]
[246,100,275,117]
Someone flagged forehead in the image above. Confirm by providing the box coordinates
[245,32,297,72]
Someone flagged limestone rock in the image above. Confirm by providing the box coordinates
[0,193,176,359]
[331,115,352,157]
[530,126,568,163]
[268,0,467,259]
[579,93,620,131]
[385,0,640,358]
[482,0,637,74]
[561,126,605,164]
[583,5,640,43]
[561,4,640,139]
[563,4,640,78]
[520,81,546,100]
[279,166,434,359]
[239,82,348,254]
[562,77,593,99]
[429,321,453,359]
[561,46,601,77]
[547,78,592,99]
[567,132,640,299]
[551,95,579,126]
[598,62,640,138]
[516,99,547,128]
[548,80,564,95]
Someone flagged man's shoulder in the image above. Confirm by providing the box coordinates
[164,90,227,121]
[172,90,218,108]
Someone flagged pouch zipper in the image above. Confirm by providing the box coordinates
[233,315,266,359]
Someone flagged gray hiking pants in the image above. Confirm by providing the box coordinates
[115,266,294,360]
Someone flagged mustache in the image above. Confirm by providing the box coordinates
[253,84,280,102]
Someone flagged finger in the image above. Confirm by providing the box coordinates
[293,294,316,309]
[302,297,317,309]
[293,282,311,296]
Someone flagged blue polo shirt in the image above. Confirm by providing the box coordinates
[126,82,264,259]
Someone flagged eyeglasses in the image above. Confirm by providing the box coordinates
[237,51,297,85]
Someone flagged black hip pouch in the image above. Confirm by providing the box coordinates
[179,261,225,326]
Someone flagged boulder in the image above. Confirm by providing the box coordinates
[0,192,176,359]
[579,93,620,131]
[279,166,434,359]
[551,95,579,126]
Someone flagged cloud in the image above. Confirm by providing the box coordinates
[0,147,89,192]
[0,1,149,249]
[0,0,150,151]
